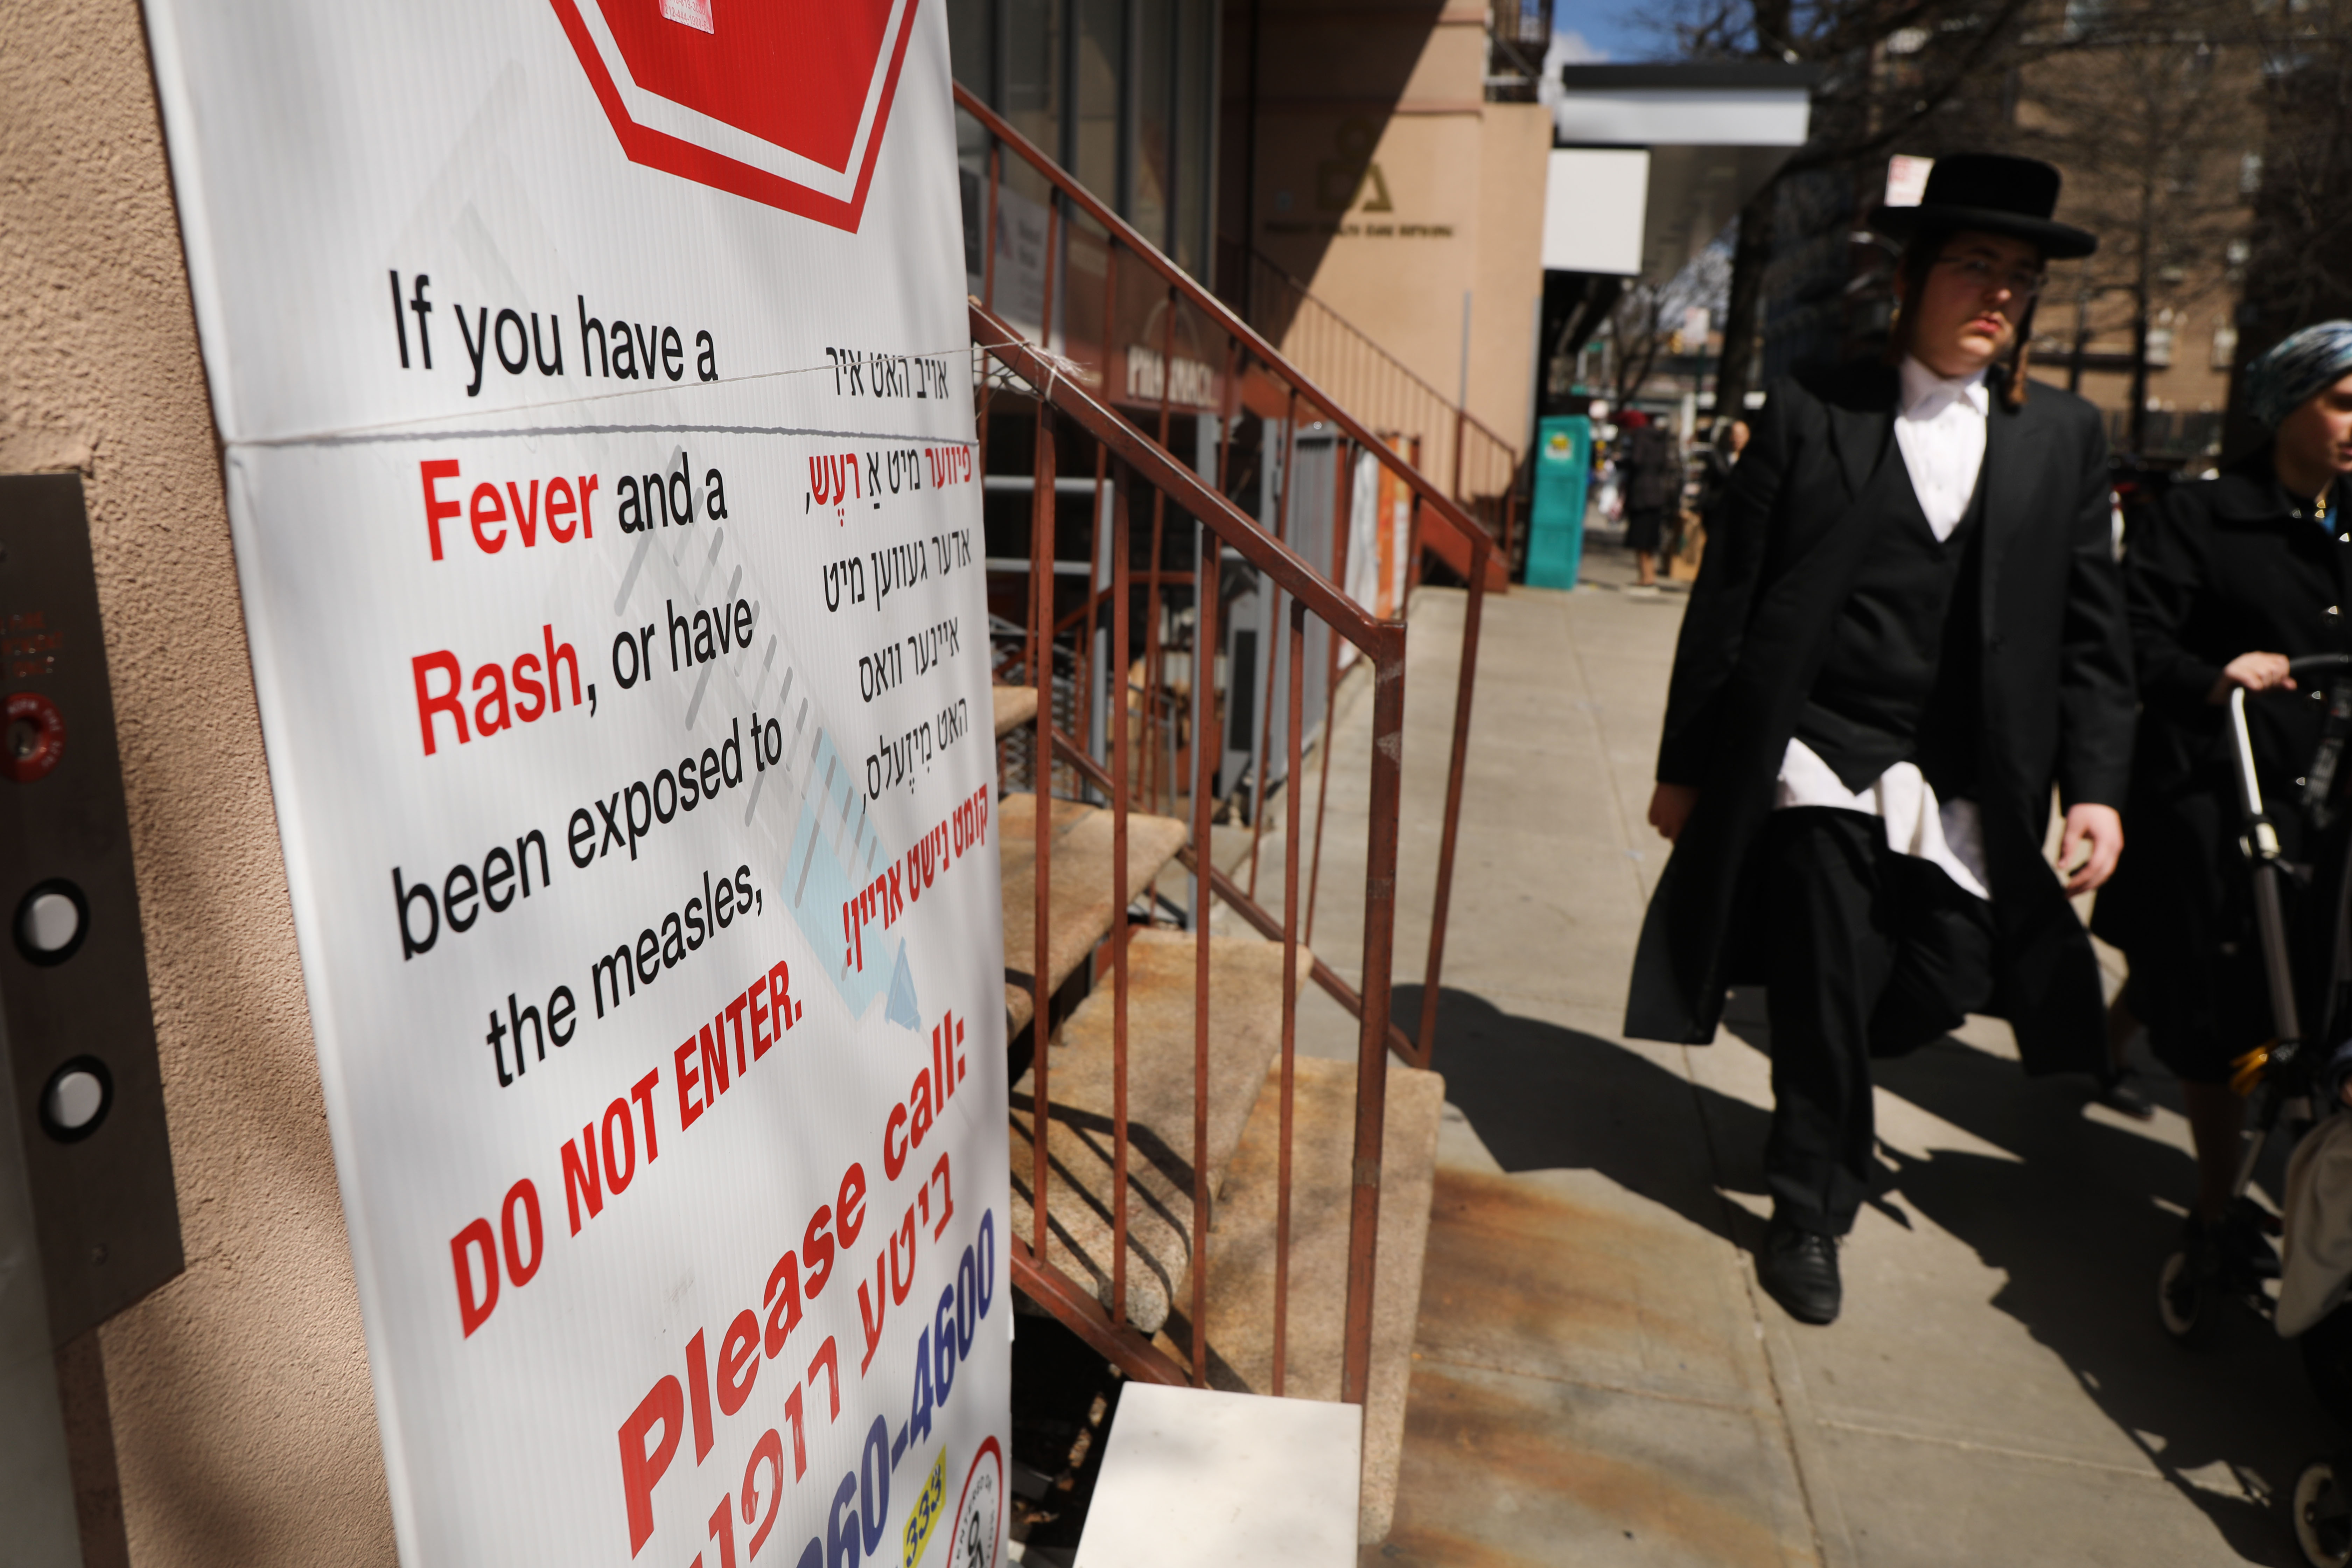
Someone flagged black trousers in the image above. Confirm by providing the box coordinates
[1762,808,1996,1236]
[1625,505,1666,554]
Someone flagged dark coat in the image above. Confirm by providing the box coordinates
[2092,452,2352,1050]
[1625,425,1680,512]
[1693,446,1740,527]
[2104,451,2349,803]
[1624,361,2135,1074]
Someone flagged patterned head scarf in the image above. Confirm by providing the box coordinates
[2246,321,2352,428]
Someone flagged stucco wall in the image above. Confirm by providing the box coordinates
[1228,0,1548,490]
[1470,102,1552,449]
[0,1,396,1562]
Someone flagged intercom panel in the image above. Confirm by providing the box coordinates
[0,473,183,1343]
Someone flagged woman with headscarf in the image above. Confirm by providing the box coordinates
[2094,321,2352,1281]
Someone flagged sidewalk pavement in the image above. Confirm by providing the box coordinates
[1281,542,2336,1567]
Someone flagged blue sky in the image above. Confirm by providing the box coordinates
[1549,0,1676,63]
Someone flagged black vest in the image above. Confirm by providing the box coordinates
[1793,439,1986,800]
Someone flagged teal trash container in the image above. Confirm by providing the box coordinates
[1525,415,1592,590]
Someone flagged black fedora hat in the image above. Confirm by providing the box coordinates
[1871,152,2097,260]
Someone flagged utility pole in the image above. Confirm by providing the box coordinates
[2128,173,2155,457]
[2068,283,2091,393]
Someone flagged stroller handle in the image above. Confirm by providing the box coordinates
[2290,654,2352,676]
[2221,654,2352,1095]
[2230,689,2265,824]
[2227,655,2352,824]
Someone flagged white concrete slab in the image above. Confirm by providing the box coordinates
[1074,1384,1361,1568]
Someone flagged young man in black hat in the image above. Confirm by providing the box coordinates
[1624,155,2136,1325]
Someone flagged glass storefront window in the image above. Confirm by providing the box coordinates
[1132,0,1171,251]
[1002,0,1064,159]
[949,0,1214,285]
[948,0,992,98]
[1073,0,1124,204]
[1173,0,1210,274]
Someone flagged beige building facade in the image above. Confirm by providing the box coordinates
[2013,27,2264,465]
[1222,0,1553,483]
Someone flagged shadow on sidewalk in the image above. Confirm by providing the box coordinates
[1867,1036,2321,1565]
[1388,983,1776,1251]
[1404,979,2328,1564]
[1731,1012,2322,1566]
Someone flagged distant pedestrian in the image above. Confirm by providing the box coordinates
[1707,418,1750,485]
[1621,411,1677,587]
[1624,154,2134,1326]
[2092,321,2352,1280]
[1690,420,1750,546]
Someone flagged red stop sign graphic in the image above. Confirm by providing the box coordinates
[548,0,922,230]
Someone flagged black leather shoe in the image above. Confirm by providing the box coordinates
[2094,1067,2157,1120]
[2213,1199,2283,1282]
[1761,1221,1842,1325]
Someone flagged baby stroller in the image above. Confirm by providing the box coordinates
[2148,654,2352,1565]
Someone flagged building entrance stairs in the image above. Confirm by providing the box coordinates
[955,75,1490,1548]
[989,682,1443,1541]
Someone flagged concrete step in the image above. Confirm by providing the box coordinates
[1073,1383,1360,1568]
[997,793,1187,1037]
[1007,930,1310,1335]
[1163,1054,1445,1545]
[992,684,1039,737]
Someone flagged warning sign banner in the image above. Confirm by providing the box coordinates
[139,3,1007,1563]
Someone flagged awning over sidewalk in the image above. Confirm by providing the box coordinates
[1547,63,1819,287]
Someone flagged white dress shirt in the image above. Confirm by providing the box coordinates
[1893,357,1991,540]
[1773,357,1994,901]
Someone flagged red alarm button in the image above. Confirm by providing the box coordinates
[4,691,64,782]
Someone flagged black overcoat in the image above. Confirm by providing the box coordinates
[2091,453,2352,1051]
[1625,425,1680,512]
[1623,362,2135,1073]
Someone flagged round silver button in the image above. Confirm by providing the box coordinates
[14,882,87,965]
[43,1069,105,1133]
[21,891,80,953]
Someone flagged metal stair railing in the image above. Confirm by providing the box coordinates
[1223,242,1525,566]
[958,82,1478,1072]
[977,299,1407,1407]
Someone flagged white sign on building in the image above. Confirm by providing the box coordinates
[139,2,1009,1562]
[1541,148,1650,276]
